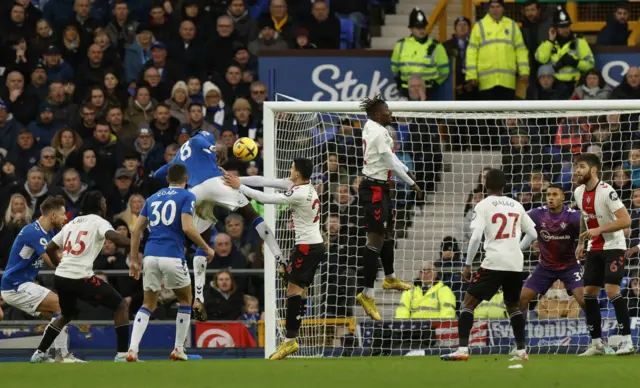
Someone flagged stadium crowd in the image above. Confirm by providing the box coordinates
[0,0,638,342]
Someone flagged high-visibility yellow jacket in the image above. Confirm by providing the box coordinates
[535,35,594,83]
[475,292,507,319]
[395,282,457,319]
[391,36,450,88]
[465,14,529,91]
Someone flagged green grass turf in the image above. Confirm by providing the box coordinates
[3,355,637,388]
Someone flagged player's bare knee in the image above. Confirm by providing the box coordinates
[604,284,621,299]
[117,298,130,315]
[462,293,480,310]
[505,302,520,314]
[287,283,303,296]
[238,204,258,221]
[366,232,384,250]
[584,285,600,296]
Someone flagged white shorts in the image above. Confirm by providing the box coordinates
[1,282,51,317]
[190,176,250,234]
[143,256,192,292]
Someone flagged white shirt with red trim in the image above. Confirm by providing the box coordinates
[574,181,626,251]
[361,119,394,181]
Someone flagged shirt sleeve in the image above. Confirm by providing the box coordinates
[606,187,625,214]
[469,202,485,231]
[140,201,148,218]
[521,211,537,235]
[239,184,302,205]
[239,176,293,190]
[51,228,65,248]
[182,192,196,215]
[30,231,49,257]
[98,218,115,238]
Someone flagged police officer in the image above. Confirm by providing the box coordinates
[535,6,594,99]
[391,8,449,97]
[466,0,529,100]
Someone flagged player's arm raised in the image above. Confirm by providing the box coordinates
[239,175,293,190]
[224,174,297,205]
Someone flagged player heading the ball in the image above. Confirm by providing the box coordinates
[441,169,536,362]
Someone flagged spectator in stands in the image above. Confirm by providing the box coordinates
[168,21,205,81]
[51,128,81,164]
[612,165,633,209]
[114,192,144,230]
[520,0,551,97]
[150,103,180,148]
[106,167,136,218]
[175,126,191,146]
[93,29,120,70]
[10,129,41,178]
[326,117,362,176]
[142,41,184,89]
[31,19,58,60]
[462,187,484,252]
[4,71,38,126]
[14,166,49,215]
[0,193,32,268]
[623,271,640,317]
[187,77,203,104]
[628,190,640,251]
[122,150,151,193]
[444,17,473,101]
[589,117,626,172]
[60,24,83,70]
[43,44,73,82]
[54,168,87,219]
[225,213,260,263]
[502,128,556,190]
[248,18,289,56]
[28,102,64,146]
[531,65,560,100]
[554,116,590,156]
[0,37,28,82]
[208,232,249,291]
[305,0,341,50]
[611,67,640,99]
[103,72,128,109]
[536,280,580,318]
[260,0,296,47]
[188,102,218,138]
[232,98,259,140]
[142,67,170,102]
[47,81,78,126]
[85,119,124,175]
[527,170,548,208]
[249,81,267,129]
[167,81,191,124]
[466,0,528,100]
[74,102,96,139]
[475,289,507,319]
[395,262,456,319]
[623,145,640,187]
[85,86,111,119]
[26,65,49,103]
[37,146,59,185]
[144,2,174,44]
[535,7,594,100]
[124,26,153,87]
[204,270,245,321]
[179,0,212,40]
[70,147,106,192]
[202,81,228,131]
[105,0,139,60]
[463,166,490,216]
[76,44,117,100]
[437,236,465,303]
[571,69,612,100]
[2,4,34,45]
[227,0,258,45]
[70,0,101,44]
[126,85,157,129]
[107,107,135,149]
[207,15,239,78]
[332,0,369,48]
[133,125,164,173]
[597,3,630,46]
[0,101,20,154]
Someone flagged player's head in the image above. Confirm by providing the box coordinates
[40,195,67,228]
[167,163,188,187]
[81,190,107,217]
[291,158,313,183]
[359,94,392,126]
[545,183,565,210]
[574,153,601,185]
[484,169,506,194]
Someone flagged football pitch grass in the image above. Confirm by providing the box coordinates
[3,355,637,388]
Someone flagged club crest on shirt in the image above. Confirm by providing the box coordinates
[541,222,546,228]
[586,196,591,204]
[560,222,567,230]
[609,191,619,201]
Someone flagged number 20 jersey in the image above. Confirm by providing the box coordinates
[470,195,535,272]
[141,187,196,260]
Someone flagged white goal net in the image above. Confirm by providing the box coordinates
[262,100,640,358]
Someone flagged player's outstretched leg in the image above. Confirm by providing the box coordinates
[441,293,480,361]
[127,291,157,362]
[171,285,193,361]
[36,291,84,363]
[270,284,304,360]
[380,236,411,292]
[31,314,71,363]
[238,205,283,262]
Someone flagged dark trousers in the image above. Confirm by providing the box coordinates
[479,86,516,101]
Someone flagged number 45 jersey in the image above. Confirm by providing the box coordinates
[470,195,536,272]
[141,187,196,260]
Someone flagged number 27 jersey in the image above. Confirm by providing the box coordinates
[470,195,535,272]
[141,187,196,260]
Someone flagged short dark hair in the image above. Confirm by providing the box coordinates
[40,196,66,215]
[485,169,506,192]
[575,153,602,172]
[156,102,170,110]
[359,94,386,117]
[546,183,564,192]
[189,102,204,111]
[293,158,313,180]
[80,190,104,216]
[167,163,188,184]
[95,118,110,128]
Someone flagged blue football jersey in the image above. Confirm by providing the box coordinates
[1,221,55,291]
[153,131,222,187]
[141,187,196,260]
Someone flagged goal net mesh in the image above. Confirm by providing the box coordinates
[270,108,640,357]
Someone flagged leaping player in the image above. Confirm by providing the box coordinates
[223,158,324,360]
[519,183,585,318]
[153,129,283,320]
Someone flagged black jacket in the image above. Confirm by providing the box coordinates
[596,14,630,46]
[203,286,244,321]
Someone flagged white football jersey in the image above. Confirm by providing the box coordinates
[574,181,626,251]
[52,214,114,279]
[361,119,393,181]
[470,195,535,272]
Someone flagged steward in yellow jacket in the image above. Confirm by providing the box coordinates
[535,6,594,99]
[465,0,529,100]
[395,263,457,319]
[474,291,507,319]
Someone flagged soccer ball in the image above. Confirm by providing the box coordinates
[233,137,259,162]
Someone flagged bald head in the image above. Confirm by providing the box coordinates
[627,67,640,88]
[88,44,103,65]
[6,71,24,90]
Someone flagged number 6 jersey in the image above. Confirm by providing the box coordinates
[470,195,536,272]
[52,214,115,279]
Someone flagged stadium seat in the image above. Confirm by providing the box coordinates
[340,18,355,49]
[248,0,269,20]
[396,124,410,143]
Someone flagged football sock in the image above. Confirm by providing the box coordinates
[193,255,207,302]
[509,311,526,350]
[380,239,396,277]
[175,306,192,350]
[115,324,130,353]
[37,323,62,353]
[129,307,152,352]
[253,217,282,260]
[458,308,474,347]
[285,294,303,339]
[609,294,631,336]
[298,296,308,317]
[584,294,602,339]
[51,314,69,357]
[362,246,380,298]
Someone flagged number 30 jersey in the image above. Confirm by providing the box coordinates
[52,214,115,279]
[141,187,196,260]
[470,195,535,272]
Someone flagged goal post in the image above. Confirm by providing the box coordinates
[262,99,640,358]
